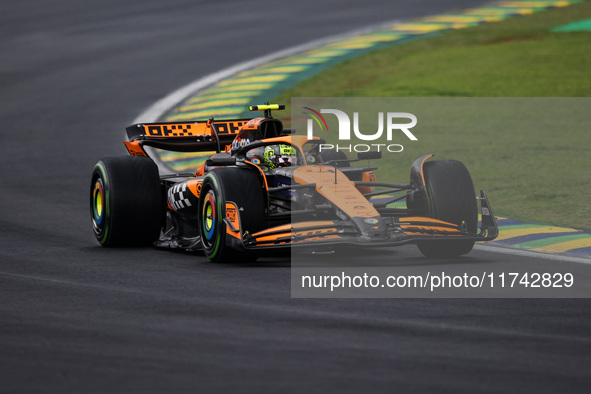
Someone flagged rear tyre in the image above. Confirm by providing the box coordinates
[90,156,163,246]
[416,160,477,258]
[199,168,265,263]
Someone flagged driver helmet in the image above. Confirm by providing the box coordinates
[263,144,297,169]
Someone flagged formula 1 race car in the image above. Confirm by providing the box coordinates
[90,104,498,262]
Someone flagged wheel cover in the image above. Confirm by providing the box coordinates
[202,190,216,245]
[91,177,106,237]
[92,180,104,225]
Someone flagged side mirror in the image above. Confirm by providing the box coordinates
[357,151,382,160]
[206,156,237,166]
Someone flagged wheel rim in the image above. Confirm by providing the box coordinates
[93,180,104,225]
[91,177,106,237]
[201,190,216,247]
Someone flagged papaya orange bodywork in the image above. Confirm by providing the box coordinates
[123,140,147,156]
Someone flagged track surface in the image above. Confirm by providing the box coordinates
[1,1,590,392]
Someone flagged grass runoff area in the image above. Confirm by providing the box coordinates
[274,2,591,230]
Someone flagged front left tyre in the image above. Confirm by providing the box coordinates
[415,160,478,258]
[90,156,163,246]
[199,167,265,263]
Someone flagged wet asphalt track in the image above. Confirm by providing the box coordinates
[1,0,591,392]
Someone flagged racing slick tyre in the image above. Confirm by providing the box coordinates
[90,156,163,247]
[416,160,478,258]
[198,167,265,263]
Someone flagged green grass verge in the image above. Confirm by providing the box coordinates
[274,3,591,230]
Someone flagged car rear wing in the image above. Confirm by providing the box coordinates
[124,119,251,155]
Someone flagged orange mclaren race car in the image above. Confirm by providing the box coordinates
[90,104,498,262]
